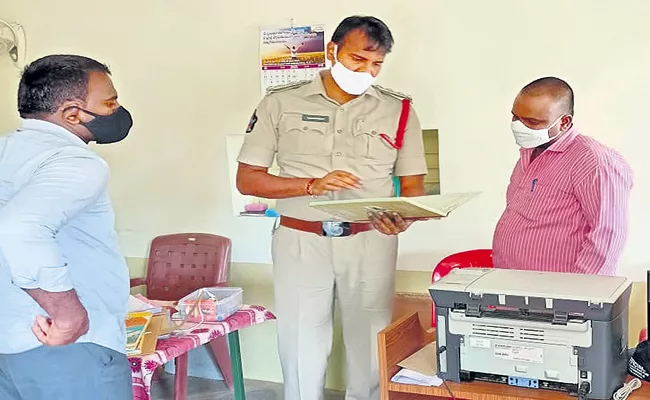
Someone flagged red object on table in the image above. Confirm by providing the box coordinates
[130,233,233,394]
[430,249,494,327]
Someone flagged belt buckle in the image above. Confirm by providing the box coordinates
[322,221,351,237]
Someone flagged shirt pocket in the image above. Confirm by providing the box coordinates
[278,113,332,156]
[352,117,398,161]
[511,179,574,221]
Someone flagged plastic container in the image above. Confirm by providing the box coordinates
[177,287,243,323]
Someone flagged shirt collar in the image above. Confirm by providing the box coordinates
[546,126,579,152]
[304,73,381,100]
[19,118,88,148]
[519,126,579,157]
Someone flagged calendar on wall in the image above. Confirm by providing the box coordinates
[259,24,327,97]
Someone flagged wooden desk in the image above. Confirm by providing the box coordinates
[378,312,650,400]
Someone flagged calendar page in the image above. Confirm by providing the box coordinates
[259,24,327,97]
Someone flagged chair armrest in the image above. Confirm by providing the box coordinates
[130,277,146,288]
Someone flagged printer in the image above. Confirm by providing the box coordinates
[430,268,632,400]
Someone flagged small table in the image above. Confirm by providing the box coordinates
[130,304,275,400]
[378,312,650,400]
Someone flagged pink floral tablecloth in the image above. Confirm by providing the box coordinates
[129,304,275,400]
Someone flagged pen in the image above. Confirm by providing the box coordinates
[531,179,538,193]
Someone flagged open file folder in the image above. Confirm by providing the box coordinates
[309,192,480,222]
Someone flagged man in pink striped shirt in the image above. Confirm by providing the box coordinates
[493,77,633,276]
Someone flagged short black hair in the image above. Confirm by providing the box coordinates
[331,16,394,53]
[520,76,575,116]
[18,54,111,118]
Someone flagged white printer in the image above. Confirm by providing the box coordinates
[429,268,632,400]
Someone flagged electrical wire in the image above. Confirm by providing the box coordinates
[435,345,457,399]
[442,380,457,400]
[0,18,26,67]
[172,288,211,334]
[613,378,641,400]
[0,19,17,55]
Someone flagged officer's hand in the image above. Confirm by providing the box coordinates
[368,211,413,235]
[311,170,361,195]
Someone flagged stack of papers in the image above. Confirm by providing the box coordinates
[126,295,177,354]
[390,342,443,387]
[126,311,153,356]
[391,369,443,386]
[128,294,162,314]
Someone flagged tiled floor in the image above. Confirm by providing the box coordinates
[151,373,345,400]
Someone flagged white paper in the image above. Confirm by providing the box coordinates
[128,295,161,313]
[391,368,443,387]
[411,192,481,216]
[309,192,481,221]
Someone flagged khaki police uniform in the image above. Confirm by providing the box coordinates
[237,76,427,400]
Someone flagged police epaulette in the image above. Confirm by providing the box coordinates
[266,80,311,94]
[373,85,412,102]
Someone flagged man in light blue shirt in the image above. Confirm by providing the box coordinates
[0,55,134,400]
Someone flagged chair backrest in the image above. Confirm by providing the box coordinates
[432,249,494,283]
[144,233,231,301]
[430,249,493,327]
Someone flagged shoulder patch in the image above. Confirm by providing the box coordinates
[373,85,412,102]
[266,80,311,94]
[245,110,258,133]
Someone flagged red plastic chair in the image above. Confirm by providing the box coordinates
[430,249,494,328]
[130,233,233,398]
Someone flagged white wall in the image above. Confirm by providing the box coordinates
[2,0,650,279]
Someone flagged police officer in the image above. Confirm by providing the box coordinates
[237,16,427,400]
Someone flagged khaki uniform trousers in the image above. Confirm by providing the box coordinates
[272,225,398,400]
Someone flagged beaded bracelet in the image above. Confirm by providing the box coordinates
[306,178,316,196]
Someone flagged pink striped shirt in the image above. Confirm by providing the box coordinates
[492,127,633,276]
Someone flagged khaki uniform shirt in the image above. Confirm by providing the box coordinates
[237,76,428,221]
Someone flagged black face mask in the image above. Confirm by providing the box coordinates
[77,106,133,144]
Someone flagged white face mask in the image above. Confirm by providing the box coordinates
[330,45,376,95]
[511,116,563,149]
